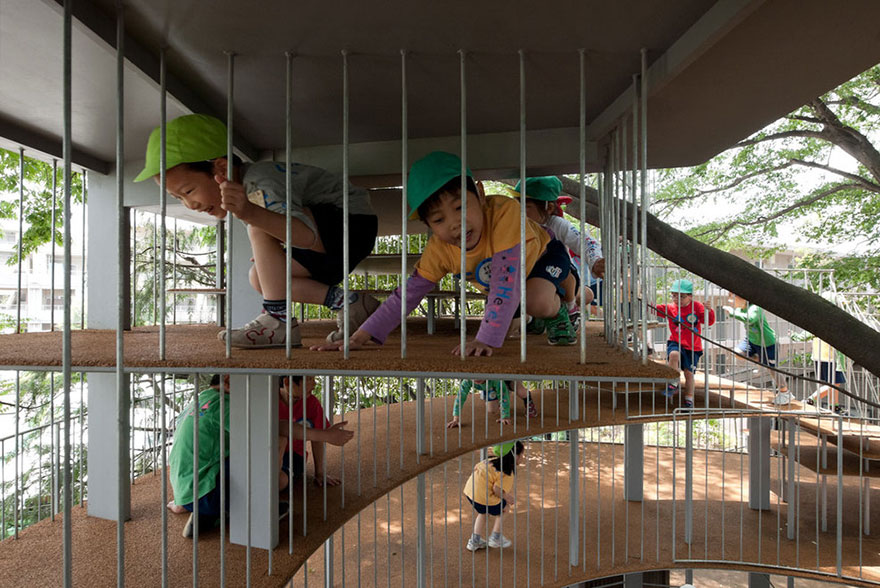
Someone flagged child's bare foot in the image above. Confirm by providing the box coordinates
[167,501,187,514]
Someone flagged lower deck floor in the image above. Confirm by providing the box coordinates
[1,441,878,587]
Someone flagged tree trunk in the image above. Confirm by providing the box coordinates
[558,176,880,380]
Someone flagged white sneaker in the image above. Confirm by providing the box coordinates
[487,534,512,548]
[217,312,301,349]
[466,536,488,551]
[326,293,381,343]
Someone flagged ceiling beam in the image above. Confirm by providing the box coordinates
[587,0,764,142]
[45,0,259,163]
[0,115,111,174]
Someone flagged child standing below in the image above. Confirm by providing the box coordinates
[654,279,715,409]
[516,176,605,331]
[463,441,525,551]
[446,380,537,428]
[314,151,577,355]
[723,293,788,395]
[135,114,380,348]
[279,375,354,489]
[169,374,231,537]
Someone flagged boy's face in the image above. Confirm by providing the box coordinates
[160,160,227,219]
[524,200,549,223]
[283,375,316,399]
[674,292,693,307]
[423,188,484,250]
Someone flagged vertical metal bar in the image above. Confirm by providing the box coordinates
[51,372,57,519]
[837,417,843,577]
[156,378,167,588]
[639,49,648,364]
[192,375,200,587]
[285,52,294,359]
[630,75,639,359]
[224,51,235,357]
[158,47,167,358]
[172,219,177,325]
[113,3,126,585]
[417,473,427,588]
[579,49,588,364]
[13,372,19,540]
[400,50,409,359]
[51,158,58,332]
[519,49,527,363]
[685,417,693,549]
[458,49,467,360]
[16,147,24,334]
[81,172,87,330]
[341,51,351,358]
[246,376,252,587]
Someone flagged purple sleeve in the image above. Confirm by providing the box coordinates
[359,271,437,344]
[475,244,522,348]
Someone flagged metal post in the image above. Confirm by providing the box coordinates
[458,49,467,359]
[341,50,351,358]
[223,51,235,356]
[685,417,693,545]
[285,52,294,359]
[748,573,771,588]
[578,48,588,364]
[625,424,644,501]
[400,49,408,359]
[158,45,167,357]
[639,48,649,364]
[113,4,127,586]
[416,473,427,588]
[519,49,527,363]
[569,381,579,567]
[748,417,771,510]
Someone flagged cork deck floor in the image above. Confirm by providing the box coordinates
[0,318,676,379]
[2,442,878,588]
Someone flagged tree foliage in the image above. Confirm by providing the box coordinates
[0,148,85,265]
[653,64,880,290]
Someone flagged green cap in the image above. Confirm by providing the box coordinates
[134,114,229,182]
[407,151,472,219]
[492,441,516,458]
[670,279,694,294]
[513,176,562,202]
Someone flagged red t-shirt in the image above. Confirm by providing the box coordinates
[655,301,715,352]
[279,394,328,456]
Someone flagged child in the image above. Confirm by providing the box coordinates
[313,151,577,354]
[446,379,537,428]
[463,441,525,550]
[168,374,231,537]
[279,375,354,488]
[516,176,605,332]
[803,292,849,413]
[654,279,715,408]
[723,293,788,394]
[135,114,380,348]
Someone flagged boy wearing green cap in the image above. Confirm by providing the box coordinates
[517,176,605,332]
[135,114,380,348]
[654,279,715,408]
[314,151,577,355]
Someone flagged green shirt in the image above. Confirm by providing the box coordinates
[169,387,230,506]
[453,380,511,419]
[731,304,776,346]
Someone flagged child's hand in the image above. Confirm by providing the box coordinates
[504,492,515,505]
[497,417,511,425]
[314,473,341,487]
[311,329,373,352]
[446,417,461,429]
[214,175,255,222]
[323,421,354,446]
[452,339,494,357]
[592,258,606,279]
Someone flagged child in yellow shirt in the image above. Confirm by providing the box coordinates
[463,441,525,550]
[314,151,577,355]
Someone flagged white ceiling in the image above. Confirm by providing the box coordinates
[2,0,879,178]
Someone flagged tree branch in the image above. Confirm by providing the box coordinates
[735,129,829,148]
[693,182,862,242]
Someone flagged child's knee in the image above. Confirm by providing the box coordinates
[249,264,262,293]
[525,293,559,319]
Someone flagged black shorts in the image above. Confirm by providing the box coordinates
[527,238,571,298]
[282,450,306,481]
[289,203,378,286]
[467,496,508,516]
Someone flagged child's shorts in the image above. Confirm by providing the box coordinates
[817,361,846,384]
[182,458,231,521]
[736,339,777,366]
[527,238,572,298]
[466,496,508,516]
[667,340,702,373]
[589,278,603,307]
[288,203,378,286]
[282,450,306,482]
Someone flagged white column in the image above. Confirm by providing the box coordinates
[229,374,278,550]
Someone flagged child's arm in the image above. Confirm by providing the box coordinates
[456,245,523,356]
[289,421,354,446]
[310,440,340,487]
[447,380,472,428]
[312,271,437,351]
[492,482,515,504]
